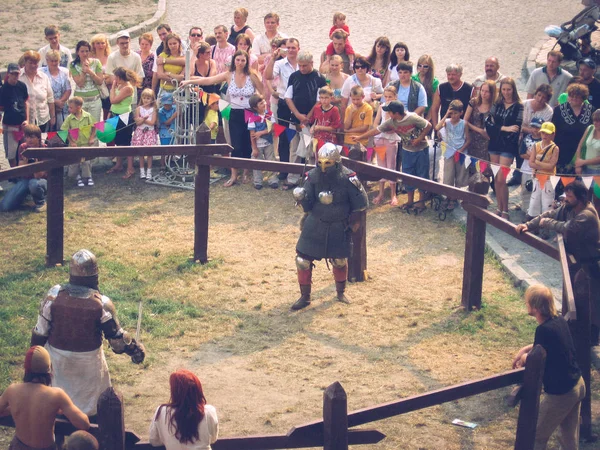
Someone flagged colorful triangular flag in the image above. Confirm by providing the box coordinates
[550,176,560,189]
[266,120,273,133]
[479,161,488,174]
[106,116,119,129]
[95,122,105,132]
[244,110,255,123]
[582,176,593,189]
[80,125,92,139]
[285,127,296,142]
[119,113,130,126]
[201,91,207,105]
[536,174,549,188]
[366,147,374,162]
[41,132,48,141]
[490,163,499,176]
[57,130,68,143]
[302,132,312,148]
[561,176,575,187]
[500,166,510,179]
[221,105,231,121]
[341,146,349,156]
[68,129,79,141]
[218,99,229,112]
[464,155,472,168]
[47,131,57,140]
[273,123,285,137]
[593,176,600,188]
[374,146,387,161]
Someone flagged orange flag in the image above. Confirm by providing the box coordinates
[374,146,387,161]
[594,176,600,187]
[561,176,576,187]
[536,174,548,188]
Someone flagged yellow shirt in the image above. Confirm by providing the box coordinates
[159,52,183,92]
[344,102,373,145]
[204,109,219,140]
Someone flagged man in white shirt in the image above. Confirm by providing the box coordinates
[253,12,287,65]
[106,31,144,103]
[525,50,572,108]
[38,25,72,68]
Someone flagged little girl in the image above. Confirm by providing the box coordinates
[247,94,279,189]
[325,12,355,65]
[372,85,400,205]
[131,88,158,180]
[435,99,470,209]
[204,97,219,144]
[528,122,559,224]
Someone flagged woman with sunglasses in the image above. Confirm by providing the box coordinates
[411,55,439,123]
[340,56,383,115]
[190,42,218,121]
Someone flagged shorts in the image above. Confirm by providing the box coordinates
[402,148,429,192]
[488,150,515,159]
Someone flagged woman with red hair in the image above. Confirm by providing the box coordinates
[149,370,219,449]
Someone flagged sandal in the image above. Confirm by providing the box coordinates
[412,201,427,214]
[223,178,237,187]
[501,211,510,220]
[122,170,135,179]
[398,202,414,211]
[106,166,123,174]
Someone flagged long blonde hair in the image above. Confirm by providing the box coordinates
[90,34,111,57]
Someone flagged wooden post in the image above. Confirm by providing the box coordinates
[46,166,64,267]
[514,345,546,450]
[194,130,211,263]
[97,387,125,450]
[323,382,348,450]
[571,269,594,442]
[348,211,367,282]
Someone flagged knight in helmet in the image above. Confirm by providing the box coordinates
[291,143,369,310]
[31,249,145,417]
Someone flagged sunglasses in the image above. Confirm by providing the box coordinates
[354,65,366,69]
[417,64,430,69]
[190,33,202,38]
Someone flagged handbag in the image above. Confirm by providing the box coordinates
[99,82,110,100]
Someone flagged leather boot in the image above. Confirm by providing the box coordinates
[335,281,350,304]
[291,284,311,310]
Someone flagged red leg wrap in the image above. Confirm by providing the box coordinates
[298,268,312,285]
[332,264,347,282]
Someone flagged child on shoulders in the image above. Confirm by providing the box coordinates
[325,12,355,65]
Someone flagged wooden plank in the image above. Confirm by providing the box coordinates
[23,144,232,159]
[323,382,348,450]
[46,166,64,267]
[194,133,211,264]
[462,203,560,260]
[348,211,367,283]
[342,158,490,208]
[291,369,524,434]
[129,429,384,450]
[0,159,77,182]
[461,212,486,310]
[197,155,311,174]
[557,234,576,321]
[514,345,546,450]
[97,387,127,450]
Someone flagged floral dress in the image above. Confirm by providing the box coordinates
[467,99,491,161]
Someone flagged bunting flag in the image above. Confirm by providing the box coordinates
[266,120,273,133]
[536,174,549,188]
[594,176,600,187]
[285,127,297,142]
[106,116,120,129]
[95,121,105,132]
[209,93,220,106]
[500,166,511,179]
[479,161,488,174]
[80,125,92,139]
[341,146,349,156]
[57,130,69,143]
[476,160,480,172]
[47,131,57,140]
[69,129,79,140]
[582,176,593,189]
[302,132,312,148]
[119,113,130,126]
[302,126,311,136]
[550,175,561,189]
[312,138,319,150]
[41,133,48,141]
[440,141,447,156]
[319,140,327,150]
[13,130,24,141]
[218,99,229,112]
[201,91,208,105]
[464,155,472,168]
[374,146,387,161]
[221,105,232,120]
[244,110,256,123]
[490,164,500,176]
[366,147,374,162]
[273,123,286,137]
[561,176,575,187]
[453,152,461,163]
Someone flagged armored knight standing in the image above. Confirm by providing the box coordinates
[31,249,145,416]
[291,143,368,310]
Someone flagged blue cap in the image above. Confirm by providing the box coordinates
[160,92,173,105]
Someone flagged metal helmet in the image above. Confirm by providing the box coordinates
[317,143,341,173]
[69,249,99,277]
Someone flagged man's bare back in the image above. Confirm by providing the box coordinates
[0,381,89,449]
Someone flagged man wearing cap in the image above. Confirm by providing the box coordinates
[353,100,432,212]
[578,58,600,111]
[0,63,30,167]
[0,346,90,450]
[291,143,368,310]
[30,249,145,417]
[106,31,144,103]
[526,50,572,108]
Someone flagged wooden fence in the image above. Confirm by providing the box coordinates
[0,345,546,449]
[2,130,594,441]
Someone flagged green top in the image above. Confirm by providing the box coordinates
[412,74,439,114]
[110,86,133,115]
[69,59,103,98]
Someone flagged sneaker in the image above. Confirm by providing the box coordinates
[140,169,146,179]
[254,184,263,190]
[146,169,152,180]
[33,203,46,213]
[87,177,94,187]
[76,176,85,188]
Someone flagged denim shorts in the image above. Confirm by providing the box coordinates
[488,150,515,159]
[402,148,429,192]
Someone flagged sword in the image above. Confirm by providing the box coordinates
[135,301,143,343]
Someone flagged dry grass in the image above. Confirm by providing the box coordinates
[1,173,598,449]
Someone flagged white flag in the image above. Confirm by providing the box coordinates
[582,176,593,189]
[218,99,229,112]
[491,164,500,176]
[550,176,561,189]
[119,113,130,126]
[464,155,472,168]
